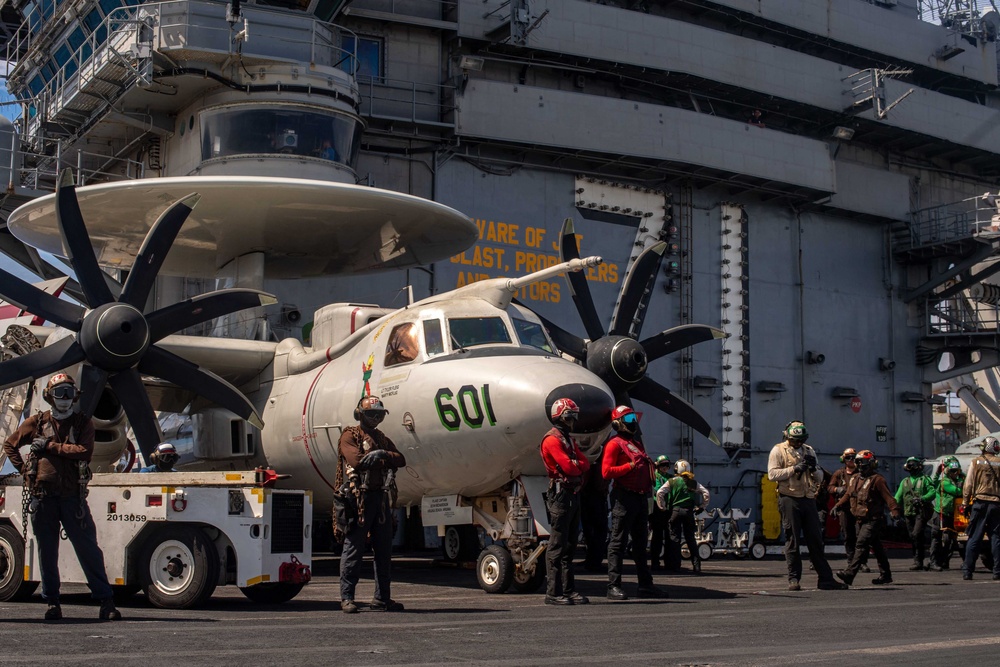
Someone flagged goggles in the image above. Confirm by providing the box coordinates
[50,385,78,400]
[362,409,386,423]
[622,413,638,426]
[843,454,855,461]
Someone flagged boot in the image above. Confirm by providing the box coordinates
[835,570,854,586]
[908,559,924,571]
[99,599,122,621]
[44,604,62,621]
[872,572,893,585]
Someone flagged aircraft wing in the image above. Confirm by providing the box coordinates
[148,334,278,411]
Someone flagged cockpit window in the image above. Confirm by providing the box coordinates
[448,317,512,349]
[513,318,553,353]
[385,323,420,367]
[423,319,445,356]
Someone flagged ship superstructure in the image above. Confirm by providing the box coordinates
[2,0,1000,523]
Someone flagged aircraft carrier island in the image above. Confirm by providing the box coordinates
[2,0,1000,556]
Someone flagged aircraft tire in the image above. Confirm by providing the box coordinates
[239,582,305,604]
[510,557,545,594]
[476,544,514,594]
[0,524,38,602]
[442,525,480,562]
[139,525,218,609]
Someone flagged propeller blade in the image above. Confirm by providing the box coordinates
[76,364,109,420]
[641,324,727,362]
[139,345,264,429]
[609,242,666,337]
[559,218,604,341]
[535,312,588,360]
[630,376,721,446]
[55,169,115,307]
[0,337,86,390]
[108,368,162,462]
[120,194,201,309]
[0,267,85,330]
[146,289,278,342]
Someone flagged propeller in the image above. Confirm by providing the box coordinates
[537,218,725,445]
[0,169,276,461]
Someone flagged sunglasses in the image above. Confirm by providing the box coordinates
[50,385,77,400]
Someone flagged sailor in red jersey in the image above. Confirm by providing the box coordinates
[539,398,591,606]
[602,405,668,600]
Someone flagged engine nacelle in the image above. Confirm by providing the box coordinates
[89,387,127,472]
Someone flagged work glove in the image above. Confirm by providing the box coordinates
[803,453,817,471]
[893,515,905,529]
[358,449,389,470]
[793,462,808,474]
[30,436,49,456]
[834,486,846,497]
[829,505,840,517]
[961,503,972,517]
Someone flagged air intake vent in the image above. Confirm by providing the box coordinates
[271,493,304,554]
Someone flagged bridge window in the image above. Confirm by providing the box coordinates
[512,318,553,353]
[448,317,511,349]
[200,104,362,165]
[385,323,419,367]
[423,319,444,356]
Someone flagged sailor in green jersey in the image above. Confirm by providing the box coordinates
[929,460,964,571]
[649,455,673,570]
[894,456,936,570]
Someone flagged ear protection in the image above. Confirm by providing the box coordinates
[353,400,363,421]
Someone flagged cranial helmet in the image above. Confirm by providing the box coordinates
[153,442,179,465]
[611,405,639,434]
[654,454,672,468]
[983,436,1000,456]
[550,397,579,421]
[674,459,692,475]
[43,373,78,404]
[946,460,962,475]
[355,396,388,424]
[903,456,924,473]
[784,421,808,442]
[855,449,877,474]
[840,448,856,463]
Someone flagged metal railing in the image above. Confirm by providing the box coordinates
[926,293,1000,336]
[903,194,1000,249]
[357,75,456,128]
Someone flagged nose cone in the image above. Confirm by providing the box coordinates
[545,384,614,434]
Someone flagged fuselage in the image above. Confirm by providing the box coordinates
[261,297,615,510]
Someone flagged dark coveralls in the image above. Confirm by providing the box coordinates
[602,434,654,591]
[833,472,900,581]
[3,412,114,604]
[337,425,406,603]
[828,465,866,566]
[540,427,590,598]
